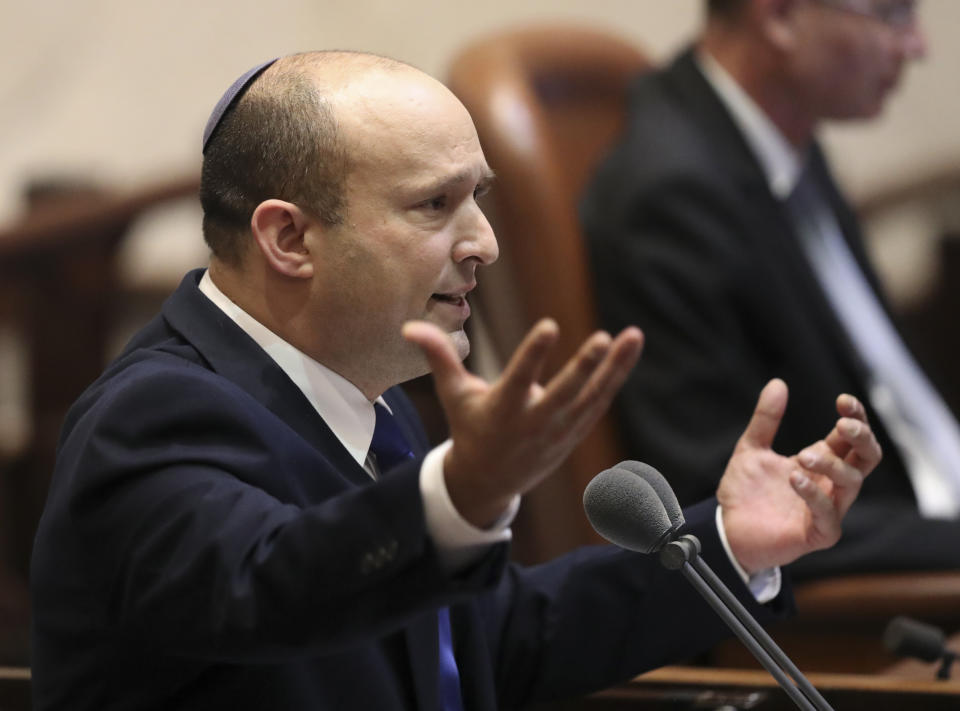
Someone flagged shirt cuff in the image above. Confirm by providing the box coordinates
[715,505,782,604]
[420,439,520,572]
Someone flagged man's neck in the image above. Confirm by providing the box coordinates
[207,259,400,402]
[699,32,815,149]
[696,47,805,199]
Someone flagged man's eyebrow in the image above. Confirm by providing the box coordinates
[417,168,497,194]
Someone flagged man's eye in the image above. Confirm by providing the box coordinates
[419,196,446,210]
[474,184,490,200]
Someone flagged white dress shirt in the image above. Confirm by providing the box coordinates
[198,270,519,571]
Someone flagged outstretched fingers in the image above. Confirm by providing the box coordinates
[795,420,878,520]
[836,393,867,420]
[824,393,868,459]
[822,393,881,479]
[838,417,882,471]
[797,442,861,491]
[788,469,842,550]
[494,318,561,407]
[537,327,643,427]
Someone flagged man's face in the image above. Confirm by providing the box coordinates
[787,0,926,120]
[306,69,498,393]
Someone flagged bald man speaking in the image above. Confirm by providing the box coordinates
[31,51,878,710]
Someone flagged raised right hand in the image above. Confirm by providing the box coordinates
[403,318,643,528]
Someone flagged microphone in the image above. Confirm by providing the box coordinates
[616,460,684,528]
[583,466,681,554]
[584,461,834,711]
[884,616,956,680]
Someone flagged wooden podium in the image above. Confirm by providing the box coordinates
[533,666,960,710]
[5,664,960,711]
[0,667,29,710]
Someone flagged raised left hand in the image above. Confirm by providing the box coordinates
[717,379,882,574]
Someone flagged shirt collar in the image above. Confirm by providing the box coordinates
[696,50,803,199]
[198,269,388,467]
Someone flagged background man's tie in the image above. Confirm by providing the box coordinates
[786,166,960,517]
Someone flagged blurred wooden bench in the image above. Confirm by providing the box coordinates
[708,571,960,673]
[0,175,198,664]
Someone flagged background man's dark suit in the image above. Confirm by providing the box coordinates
[582,49,960,580]
[30,269,785,710]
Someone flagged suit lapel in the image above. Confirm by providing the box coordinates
[664,51,769,192]
[160,270,372,487]
[664,52,877,389]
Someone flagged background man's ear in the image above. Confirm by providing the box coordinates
[756,0,802,52]
[250,199,314,278]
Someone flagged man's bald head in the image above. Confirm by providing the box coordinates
[199,51,419,266]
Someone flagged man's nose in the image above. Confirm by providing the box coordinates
[898,17,928,61]
[454,207,499,266]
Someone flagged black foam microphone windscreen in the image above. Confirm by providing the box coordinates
[583,467,674,554]
[616,460,685,527]
[884,616,946,662]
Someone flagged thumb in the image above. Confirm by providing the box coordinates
[402,320,471,399]
[738,378,789,451]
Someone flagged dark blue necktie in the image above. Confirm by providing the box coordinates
[435,607,465,711]
[371,403,417,473]
[370,403,465,711]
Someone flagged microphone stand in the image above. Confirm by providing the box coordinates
[936,651,957,681]
[660,535,834,711]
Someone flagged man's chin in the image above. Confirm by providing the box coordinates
[448,329,470,361]
[398,328,470,385]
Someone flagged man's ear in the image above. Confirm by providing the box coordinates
[756,0,802,52]
[250,199,314,278]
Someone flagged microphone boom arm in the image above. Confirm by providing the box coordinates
[661,535,833,711]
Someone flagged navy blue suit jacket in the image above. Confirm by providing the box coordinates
[31,269,788,710]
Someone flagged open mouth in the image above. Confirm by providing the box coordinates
[431,293,466,305]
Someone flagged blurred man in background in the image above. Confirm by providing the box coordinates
[583,0,954,579]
